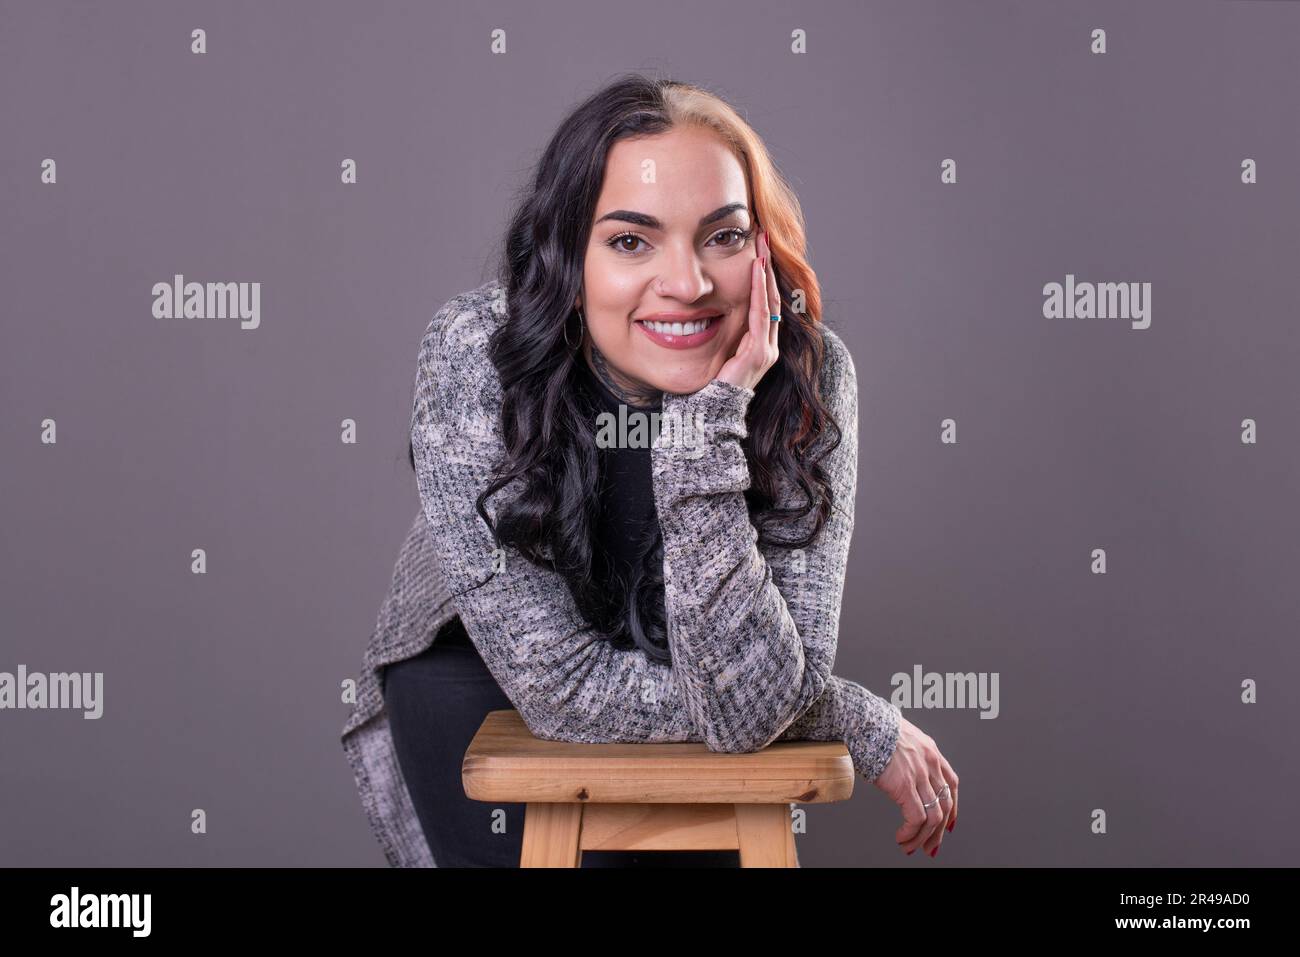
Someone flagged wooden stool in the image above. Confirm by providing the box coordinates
[462,709,855,867]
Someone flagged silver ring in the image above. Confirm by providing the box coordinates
[922,784,951,810]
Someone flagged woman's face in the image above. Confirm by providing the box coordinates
[577,125,758,398]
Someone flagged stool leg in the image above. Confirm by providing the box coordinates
[520,803,583,867]
[734,803,799,868]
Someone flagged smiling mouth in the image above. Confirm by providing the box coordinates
[635,315,721,336]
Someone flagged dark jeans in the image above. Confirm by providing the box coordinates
[382,619,740,868]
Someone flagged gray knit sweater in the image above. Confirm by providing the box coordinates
[340,278,901,867]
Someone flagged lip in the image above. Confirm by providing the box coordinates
[635,314,723,350]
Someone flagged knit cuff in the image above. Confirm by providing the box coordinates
[652,378,756,527]
[847,691,903,783]
[655,376,752,448]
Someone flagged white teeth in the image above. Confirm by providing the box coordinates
[642,316,717,336]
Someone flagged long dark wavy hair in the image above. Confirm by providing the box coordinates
[407,72,843,664]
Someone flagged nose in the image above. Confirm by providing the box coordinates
[653,241,714,302]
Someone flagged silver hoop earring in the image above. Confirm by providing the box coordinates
[564,306,585,350]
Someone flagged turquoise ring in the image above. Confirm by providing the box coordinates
[770,314,781,322]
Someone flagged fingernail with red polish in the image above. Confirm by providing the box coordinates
[907,849,915,856]
[930,847,938,857]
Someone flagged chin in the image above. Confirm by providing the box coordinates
[649,368,719,396]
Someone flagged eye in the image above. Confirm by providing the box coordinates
[605,231,649,254]
[709,227,751,248]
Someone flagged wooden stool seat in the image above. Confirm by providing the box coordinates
[462,709,856,867]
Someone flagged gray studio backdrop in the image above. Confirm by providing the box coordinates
[2,0,1297,866]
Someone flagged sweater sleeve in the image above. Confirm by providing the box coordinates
[651,329,901,780]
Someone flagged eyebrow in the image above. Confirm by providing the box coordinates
[593,202,749,231]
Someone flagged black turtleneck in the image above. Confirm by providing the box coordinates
[576,357,662,594]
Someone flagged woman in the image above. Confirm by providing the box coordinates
[342,73,959,868]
